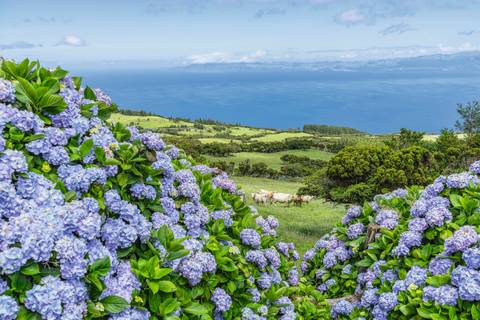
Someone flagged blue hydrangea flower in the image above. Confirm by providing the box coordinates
[240,229,261,248]
[463,247,480,269]
[375,209,399,230]
[211,288,232,313]
[0,295,19,320]
[0,79,15,104]
[346,222,365,240]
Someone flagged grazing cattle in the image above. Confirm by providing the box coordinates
[301,195,314,204]
[271,192,293,204]
[252,191,273,205]
[289,194,315,207]
[251,190,314,207]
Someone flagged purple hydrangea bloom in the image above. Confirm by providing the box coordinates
[110,308,150,320]
[375,209,399,230]
[377,292,397,312]
[346,222,365,240]
[0,295,19,320]
[130,183,157,200]
[429,258,453,275]
[93,88,112,106]
[256,216,279,236]
[423,285,458,306]
[451,266,480,301]
[43,146,70,165]
[211,209,233,227]
[212,173,237,193]
[25,276,87,319]
[405,266,427,287]
[408,218,428,233]
[245,250,267,269]
[0,79,15,104]
[446,172,478,189]
[330,300,354,318]
[398,231,422,250]
[425,206,452,227]
[342,205,362,225]
[361,288,379,308]
[463,247,480,269]
[101,218,137,249]
[211,288,232,313]
[101,262,141,303]
[288,268,299,285]
[140,131,165,151]
[470,161,480,175]
[444,225,479,254]
[240,229,261,248]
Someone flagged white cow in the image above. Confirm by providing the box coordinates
[271,192,293,204]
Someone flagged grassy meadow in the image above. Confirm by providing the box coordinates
[233,176,345,254]
[111,113,312,143]
[206,149,334,170]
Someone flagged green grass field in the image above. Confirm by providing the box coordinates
[110,113,191,129]
[253,131,312,142]
[232,176,345,254]
[111,113,319,143]
[207,149,334,170]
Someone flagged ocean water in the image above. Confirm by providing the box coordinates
[77,68,480,134]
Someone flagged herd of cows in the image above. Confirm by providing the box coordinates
[251,189,314,206]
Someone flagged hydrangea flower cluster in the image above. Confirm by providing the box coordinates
[302,161,480,319]
[0,60,301,320]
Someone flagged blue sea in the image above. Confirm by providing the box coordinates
[75,66,480,134]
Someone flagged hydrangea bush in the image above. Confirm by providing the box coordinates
[0,59,312,320]
[302,162,480,318]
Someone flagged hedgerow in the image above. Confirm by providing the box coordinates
[302,165,480,319]
[0,59,313,320]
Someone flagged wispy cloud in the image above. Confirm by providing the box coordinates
[144,1,206,15]
[379,23,415,36]
[23,17,56,23]
[184,44,480,64]
[55,35,87,47]
[334,2,416,26]
[253,8,286,19]
[458,30,480,36]
[0,41,43,50]
[335,8,367,25]
[186,50,266,64]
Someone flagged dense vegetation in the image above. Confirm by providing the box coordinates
[303,124,364,135]
[302,164,480,319]
[300,128,480,203]
[0,59,322,320]
[2,58,480,320]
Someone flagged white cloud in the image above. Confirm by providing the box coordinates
[458,30,480,36]
[335,8,367,25]
[185,45,480,64]
[186,50,267,64]
[253,8,286,19]
[55,35,87,47]
[0,41,42,50]
[379,23,415,36]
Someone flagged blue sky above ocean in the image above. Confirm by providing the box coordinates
[1,0,480,64]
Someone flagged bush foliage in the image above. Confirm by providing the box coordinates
[0,59,319,320]
[302,165,480,319]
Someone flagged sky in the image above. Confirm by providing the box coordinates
[1,0,480,65]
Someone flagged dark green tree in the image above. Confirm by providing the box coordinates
[455,101,480,134]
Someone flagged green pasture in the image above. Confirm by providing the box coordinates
[233,176,345,254]
[207,149,334,170]
[253,131,313,142]
[110,113,191,129]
